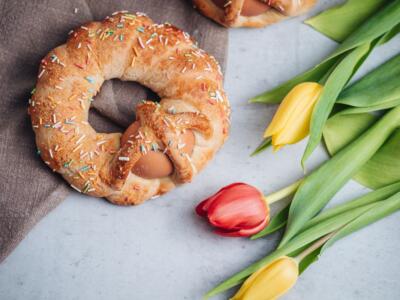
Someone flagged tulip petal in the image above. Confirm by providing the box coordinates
[274,84,322,146]
[243,258,298,300]
[264,83,319,138]
[195,199,211,217]
[236,215,269,236]
[208,192,266,230]
[214,216,269,237]
[195,183,243,216]
[195,183,269,237]
[231,259,268,300]
[232,257,298,300]
[265,82,323,149]
[264,87,303,137]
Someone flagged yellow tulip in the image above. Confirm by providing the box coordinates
[231,256,299,300]
[264,82,323,151]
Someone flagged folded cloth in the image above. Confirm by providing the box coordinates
[0,0,227,263]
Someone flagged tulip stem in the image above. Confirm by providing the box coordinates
[265,179,303,205]
[295,231,337,263]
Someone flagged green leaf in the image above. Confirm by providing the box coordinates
[205,202,377,297]
[251,0,400,105]
[250,137,271,156]
[324,114,400,189]
[251,204,289,239]
[338,54,400,108]
[328,0,400,60]
[305,0,390,42]
[323,113,377,154]
[337,98,400,115]
[298,245,322,275]
[354,130,400,189]
[317,96,400,191]
[304,181,400,229]
[302,43,373,165]
[281,106,400,247]
[300,188,400,274]
[206,188,400,297]
[253,181,400,240]
[249,59,337,104]
[321,191,400,252]
[377,22,400,45]
[282,203,378,259]
[297,183,400,273]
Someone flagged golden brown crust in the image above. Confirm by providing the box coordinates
[28,11,230,205]
[193,0,316,28]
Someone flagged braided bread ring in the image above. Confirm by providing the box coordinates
[28,11,230,205]
[193,0,316,28]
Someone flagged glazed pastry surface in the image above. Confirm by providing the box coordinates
[194,0,316,28]
[29,11,230,205]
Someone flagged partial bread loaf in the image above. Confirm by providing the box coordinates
[193,0,316,28]
[28,11,230,205]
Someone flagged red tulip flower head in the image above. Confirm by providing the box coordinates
[196,183,270,237]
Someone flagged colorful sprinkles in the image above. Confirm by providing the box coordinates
[29,11,228,200]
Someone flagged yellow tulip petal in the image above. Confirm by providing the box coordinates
[231,264,267,300]
[264,83,316,137]
[273,96,316,145]
[271,135,283,152]
[232,257,299,300]
[267,82,323,148]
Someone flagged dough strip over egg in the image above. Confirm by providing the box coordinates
[28,11,230,205]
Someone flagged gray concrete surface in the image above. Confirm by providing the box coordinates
[1,1,399,299]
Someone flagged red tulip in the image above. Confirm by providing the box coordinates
[196,183,270,237]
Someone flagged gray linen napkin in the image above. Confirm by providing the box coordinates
[0,0,227,263]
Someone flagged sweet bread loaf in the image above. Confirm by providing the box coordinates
[28,11,230,205]
[193,0,316,28]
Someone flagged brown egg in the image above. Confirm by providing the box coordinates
[242,0,270,16]
[132,151,174,179]
[121,121,173,179]
[120,121,196,179]
[212,0,270,17]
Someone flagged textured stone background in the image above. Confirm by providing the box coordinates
[1,0,399,299]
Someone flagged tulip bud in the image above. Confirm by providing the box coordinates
[264,82,323,151]
[231,256,299,300]
[196,183,269,237]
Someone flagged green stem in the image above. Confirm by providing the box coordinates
[294,231,336,263]
[265,179,303,205]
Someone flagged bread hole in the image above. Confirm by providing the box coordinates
[88,79,194,180]
[88,109,123,134]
